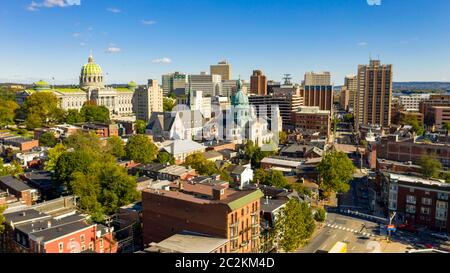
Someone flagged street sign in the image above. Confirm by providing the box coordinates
[388,224,395,229]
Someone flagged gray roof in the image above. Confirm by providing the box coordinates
[162,139,205,155]
[30,220,95,243]
[281,143,323,156]
[228,165,249,175]
[21,171,53,186]
[260,198,287,213]
[15,213,87,235]
[146,233,228,253]
[4,209,51,225]
[0,176,33,192]
[147,112,176,132]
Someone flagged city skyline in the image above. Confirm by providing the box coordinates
[1,0,449,84]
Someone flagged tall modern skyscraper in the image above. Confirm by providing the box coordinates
[250,70,268,96]
[134,79,163,122]
[301,71,333,111]
[344,75,358,112]
[210,61,232,81]
[186,72,222,97]
[304,71,331,86]
[162,72,189,96]
[355,60,393,130]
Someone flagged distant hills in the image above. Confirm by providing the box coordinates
[393,82,450,91]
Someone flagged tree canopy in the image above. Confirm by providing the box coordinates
[126,134,158,164]
[314,207,327,222]
[135,120,147,134]
[65,109,85,125]
[45,143,66,171]
[316,151,355,195]
[163,97,175,112]
[0,158,24,177]
[418,154,442,179]
[64,131,101,152]
[254,168,289,188]
[0,205,6,235]
[184,153,219,176]
[106,136,126,158]
[274,200,315,252]
[39,132,57,147]
[156,151,175,165]
[400,114,424,135]
[0,98,19,128]
[80,102,110,123]
[22,92,64,129]
[244,140,276,168]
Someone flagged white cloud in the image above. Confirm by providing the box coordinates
[72,32,81,38]
[107,7,121,13]
[142,20,157,25]
[152,57,172,64]
[357,41,368,46]
[27,0,80,11]
[105,47,121,54]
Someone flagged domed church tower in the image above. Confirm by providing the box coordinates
[80,53,104,90]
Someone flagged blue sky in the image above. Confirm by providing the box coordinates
[0,0,449,85]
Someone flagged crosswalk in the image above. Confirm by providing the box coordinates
[325,223,377,238]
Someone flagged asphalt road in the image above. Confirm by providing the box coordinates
[298,213,382,253]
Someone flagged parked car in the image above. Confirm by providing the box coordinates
[398,224,417,233]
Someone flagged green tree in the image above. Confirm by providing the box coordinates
[156,151,175,165]
[288,183,312,197]
[253,169,289,188]
[80,102,110,123]
[0,159,24,176]
[401,114,424,135]
[343,113,354,123]
[106,136,126,158]
[444,122,450,136]
[64,131,101,152]
[22,92,64,129]
[418,154,442,179]
[70,172,104,221]
[54,150,98,189]
[244,140,275,168]
[45,143,66,171]
[135,120,147,134]
[279,131,288,144]
[0,99,19,128]
[65,109,85,124]
[163,97,175,112]
[39,132,57,147]
[0,205,6,235]
[314,207,327,222]
[184,153,218,176]
[274,200,315,252]
[126,134,158,164]
[316,151,355,195]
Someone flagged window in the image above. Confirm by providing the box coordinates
[406,204,416,214]
[80,234,85,243]
[100,238,104,248]
[421,207,430,215]
[406,195,416,204]
[89,242,94,251]
[422,198,432,206]
[58,242,64,253]
[438,192,448,201]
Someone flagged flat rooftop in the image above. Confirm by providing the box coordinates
[147,233,228,253]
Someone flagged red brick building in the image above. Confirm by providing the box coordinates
[291,106,331,139]
[380,172,450,232]
[142,180,263,253]
[377,134,450,168]
[2,209,117,253]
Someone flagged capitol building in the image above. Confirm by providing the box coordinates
[16,54,163,121]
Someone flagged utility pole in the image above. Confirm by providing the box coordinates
[387,211,397,242]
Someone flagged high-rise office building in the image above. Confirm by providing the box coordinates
[222,80,239,98]
[186,72,222,97]
[301,72,333,111]
[355,60,393,130]
[304,71,331,86]
[162,72,189,96]
[344,75,358,112]
[250,70,268,96]
[134,79,163,122]
[210,61,232,81]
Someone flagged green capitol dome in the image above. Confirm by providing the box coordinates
[128,81,137,88]
[81,54,103,76]
[33,80,50,91]
[80,53,104,89]
[231,80,249,106]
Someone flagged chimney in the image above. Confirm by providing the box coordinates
[265,196,269,205]
[47,221,51,228]
[212,187,225,200]
[22,211,26,216]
